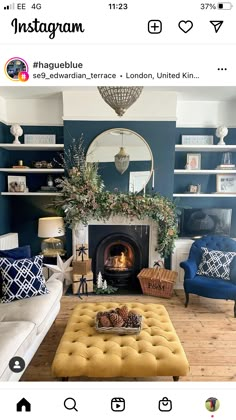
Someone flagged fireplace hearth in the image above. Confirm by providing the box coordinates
[89,225,149,293]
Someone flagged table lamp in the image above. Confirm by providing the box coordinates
[38,216,65,257]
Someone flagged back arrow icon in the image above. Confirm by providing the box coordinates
[210,20,224,33]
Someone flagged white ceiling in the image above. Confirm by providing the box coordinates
[1,86,236,101]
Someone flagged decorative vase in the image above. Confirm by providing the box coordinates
[221,152,232,165]
[10,124,23,145]
[215,126,228,145]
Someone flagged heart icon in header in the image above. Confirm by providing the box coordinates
[178,20,193,33]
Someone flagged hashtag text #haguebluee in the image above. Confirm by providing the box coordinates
[11,18,85,39]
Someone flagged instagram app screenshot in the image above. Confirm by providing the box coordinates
[0,0,236,418]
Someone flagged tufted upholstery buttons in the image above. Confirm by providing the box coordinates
[52,302,189,379]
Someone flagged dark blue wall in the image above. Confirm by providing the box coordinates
[63,120,176,257]
[175,127,236,238]
[64,120,176,198]
[1,120,236,255]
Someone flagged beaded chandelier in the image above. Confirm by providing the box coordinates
[114,131,130,174]
[97,86,143,116]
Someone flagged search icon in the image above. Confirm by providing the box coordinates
[64,397,78,412]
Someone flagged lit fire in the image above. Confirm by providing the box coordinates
[105,252,132,271]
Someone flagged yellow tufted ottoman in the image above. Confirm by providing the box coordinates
[52,302,189,381]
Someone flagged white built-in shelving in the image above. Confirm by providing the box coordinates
[174,169,236,175]
[174,144,236,197]
[1,192,62,196]
[0,168,64,173]
[0,144,64,151]
[175,145,236,152]
[0,142,64,196]
[173,193,236,198]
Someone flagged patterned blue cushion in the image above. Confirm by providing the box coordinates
[0,245,31,298]
[0,255,49,303]
[197,247,236,280]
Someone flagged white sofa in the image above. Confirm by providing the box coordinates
[0,233,63,381]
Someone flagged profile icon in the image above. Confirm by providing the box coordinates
[9,356,25,373]
[5,57,29,82]
[205,397,220,412]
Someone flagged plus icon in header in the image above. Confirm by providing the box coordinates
[148,20,162,34]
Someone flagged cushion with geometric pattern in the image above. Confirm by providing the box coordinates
[197,247,236,280]
[0,245,31,299]
[0,255,49,303]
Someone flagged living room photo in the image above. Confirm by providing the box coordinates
[0,86,236,382]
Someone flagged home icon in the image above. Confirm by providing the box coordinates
[16,398,31,412]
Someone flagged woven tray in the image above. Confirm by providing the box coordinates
[95,315,142,335]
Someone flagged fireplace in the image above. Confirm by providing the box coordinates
[89,225,150,292]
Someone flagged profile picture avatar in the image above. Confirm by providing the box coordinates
[5,57,29,81]
[205,397,220,412]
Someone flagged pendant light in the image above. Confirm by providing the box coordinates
[114,131,130,174]
[98,86,143,116]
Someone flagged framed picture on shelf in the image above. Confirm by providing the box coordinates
[182,135,213,145]
[187,184,201,194]
[186,153,201,170]
[24,134,56,145]
[8,175,27,192]
[216,174,236,193]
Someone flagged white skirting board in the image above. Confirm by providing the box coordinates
[0,233,19,250]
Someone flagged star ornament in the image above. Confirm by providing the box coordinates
[44,254,73,284]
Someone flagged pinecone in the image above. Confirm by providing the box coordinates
[99,315,112,327]
[126,313,141,328]
[109,309,118,314]
[114,315,125,327]
[117,305,129,321]
[110,313,124,327]
[97,311,109,320]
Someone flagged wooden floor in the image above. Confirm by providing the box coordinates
[21,291,236,382]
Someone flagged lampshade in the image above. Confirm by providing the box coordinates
[38,217,65,238]
[97,86,143,116]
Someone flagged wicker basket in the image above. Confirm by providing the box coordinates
[95,315,142,335]
[138,267,178,298]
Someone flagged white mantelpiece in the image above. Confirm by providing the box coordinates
[72,216,161,267]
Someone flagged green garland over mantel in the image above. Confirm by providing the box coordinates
[53,138,178,258]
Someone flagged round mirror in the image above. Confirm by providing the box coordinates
[86,128,153,193]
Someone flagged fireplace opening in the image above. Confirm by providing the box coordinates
[97,234,140,290]
[89,225,149,293]
[103,240,135,288]
[104,242,134,271]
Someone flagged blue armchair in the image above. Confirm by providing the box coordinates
[180,235,236,317]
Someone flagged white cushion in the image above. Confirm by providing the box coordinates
[0,321,36,379]
[0,278,62,334]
